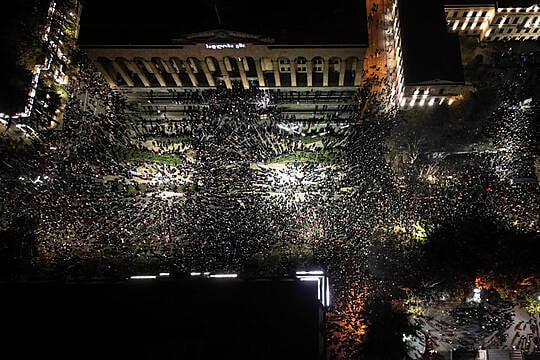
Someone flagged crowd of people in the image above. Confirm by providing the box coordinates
[0,42,538,359]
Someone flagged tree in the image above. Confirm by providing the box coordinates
[16,26,47,71]
[359,299,418,360]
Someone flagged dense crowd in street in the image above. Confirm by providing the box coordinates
[1,43,538,359]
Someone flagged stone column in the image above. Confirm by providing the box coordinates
[170,58,187,87]
[200,58,216,87]
[146,59,167,87]
[95,60,117,88]
[272,59,281,87]
[236,57,249,89]
[323,58,329,87]
[184,58,199,87]
[307,59,313,87]
[354,60,362,86]
[255,58,265,87]
[338,58,345,86]
[160,58,182,87]
[112,59,135,87]
[290,60,297,87]
[217,58,232,89]
[127,59,151,87]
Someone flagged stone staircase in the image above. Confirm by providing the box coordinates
[509,350,523,360]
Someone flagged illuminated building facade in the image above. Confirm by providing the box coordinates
[390,0,471,109]
[80,1,368,121]
[444,0,540,41]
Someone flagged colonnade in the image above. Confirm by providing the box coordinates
[94,55,363,89]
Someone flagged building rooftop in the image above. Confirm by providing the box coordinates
[399,0,465,84]
[0,278,324,360]
[78,0,368,46]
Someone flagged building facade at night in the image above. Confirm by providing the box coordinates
[444,0,540,41]
[80,1,368,121]
[84,33,366,121]
[390,0,471,108]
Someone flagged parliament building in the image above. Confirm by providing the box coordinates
[80,1,368,121]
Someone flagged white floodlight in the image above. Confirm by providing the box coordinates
[296,270,324,275]
[130,275,157,280]
[325,277,330,307]
[209,274,238,278]
[299,276,321,281]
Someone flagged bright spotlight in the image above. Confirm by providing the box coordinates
[209,274,238,278]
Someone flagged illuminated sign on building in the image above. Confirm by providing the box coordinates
[205,43,247,50]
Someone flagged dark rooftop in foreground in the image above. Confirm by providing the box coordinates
[399,0,465,84]
[0,278,324,360]
[78,0,368,46]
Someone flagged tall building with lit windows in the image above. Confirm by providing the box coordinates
[444,0,540,41]
[390,0,471,109]
[78,0,368,121]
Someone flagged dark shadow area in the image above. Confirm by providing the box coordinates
[0,216,37,280]
[0,2,36,114]
[359,298,418,360]
[0,279,324,360]
[421,216,540,282]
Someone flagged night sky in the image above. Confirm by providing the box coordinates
[78,0,368,45]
